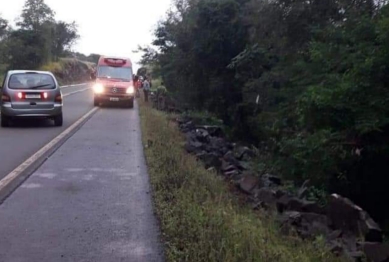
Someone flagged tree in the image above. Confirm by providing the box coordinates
[5,29,47,69]
[0,16,8,39]
[136,45,158,66]
[17,0,55,31]
[153,0,248,115]
[87,54,100,64]
[1,0,80,70]
[52,21,79,60]
[137,67,148,77]
[0,15,9,71]
[14,0,56,64]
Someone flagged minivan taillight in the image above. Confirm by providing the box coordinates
[55,95,62,103]
[1,94,10,102]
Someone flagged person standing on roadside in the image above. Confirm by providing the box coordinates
[143,78,150,102]
[133,75,141,98]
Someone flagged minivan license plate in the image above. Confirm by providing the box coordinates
[110,97,119,102]
[25,94,41,99]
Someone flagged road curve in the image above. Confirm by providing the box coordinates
[0,84,93,180]
[0,102,164,262]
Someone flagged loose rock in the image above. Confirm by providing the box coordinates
[328,194,361,231]
[361,242,389,262]
[254,187,278,209]
[198,152,221,170]
[262,174,282,187]
[359,210,383,242]
[328,194,383,242]
[224,170,240,179]
[235,146,256,161]
[180,121,196,133]
[195,128,210,143]
[196,125,224,137]
[176,114,385,261]
[277,195,305,213]
[185,141,204,154]
[223,151,241,167]
[239,174,259,194]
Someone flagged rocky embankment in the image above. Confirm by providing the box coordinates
[175,116,389,262]
[42,58,95,85]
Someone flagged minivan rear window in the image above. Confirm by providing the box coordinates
[8,73,56,90]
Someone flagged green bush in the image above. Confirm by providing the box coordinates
[141,0,389,232]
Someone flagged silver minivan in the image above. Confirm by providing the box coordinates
[0,70,63,127]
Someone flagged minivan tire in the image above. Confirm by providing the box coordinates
[54,114,63,127]
[128,99,134,109]
[1,114,10,127]
[94,98,100,107]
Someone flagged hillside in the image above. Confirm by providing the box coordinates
[40,58,95,85]
[0,58,94,86]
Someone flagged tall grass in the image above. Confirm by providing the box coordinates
[139,99,345,262]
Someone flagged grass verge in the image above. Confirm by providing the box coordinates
[139,99,345,262]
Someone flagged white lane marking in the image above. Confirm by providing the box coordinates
[36,173,57,179]
[66,168,84,172]
[63,87,90,97]
[60,83,89,89]
[21,183,42,189]
[0,107,99,192]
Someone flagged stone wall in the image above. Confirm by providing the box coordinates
[176,116,389,262]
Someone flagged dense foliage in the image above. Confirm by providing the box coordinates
[67,52,101,64]
[0,0,79,73]
[143,0,389,231]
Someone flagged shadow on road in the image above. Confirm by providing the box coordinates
[98,104,135,110]
[1,118,57,128]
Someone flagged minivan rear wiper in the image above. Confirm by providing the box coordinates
[29,84,54,89]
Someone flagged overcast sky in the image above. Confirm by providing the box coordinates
[0,0,172,71]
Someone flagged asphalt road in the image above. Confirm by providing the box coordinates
[0,84,93,180]
[0,101,163,261]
